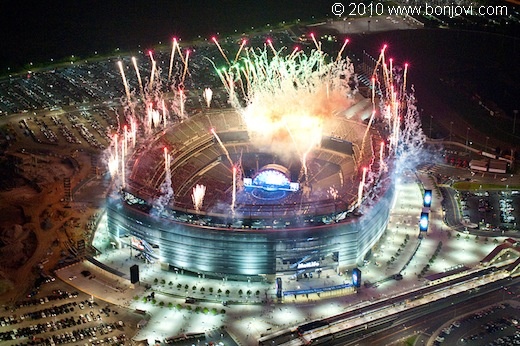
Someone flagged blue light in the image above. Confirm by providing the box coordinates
[352,268,361,288]
[247,169,298,192]
[419,212,429,232]
[423,190,432,207]
[253,169,290,187]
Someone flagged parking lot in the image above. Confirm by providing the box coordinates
[434,301,520,345]
[0,280,143,346]
[459,190,519,231]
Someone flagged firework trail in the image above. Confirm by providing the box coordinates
[192,184,206,212]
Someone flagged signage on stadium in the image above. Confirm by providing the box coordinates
[297,261,320,269]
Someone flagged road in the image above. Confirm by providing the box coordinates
[333,276,520,346]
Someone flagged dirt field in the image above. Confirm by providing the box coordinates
[0,107,111,303]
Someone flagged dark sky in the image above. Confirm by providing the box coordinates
[0,1,333,70]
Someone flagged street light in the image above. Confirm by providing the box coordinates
[449,121,453,141]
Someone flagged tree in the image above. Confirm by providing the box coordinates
[160,279,166,285]
[168,281,173,286]
[177,283,182,290]
[200,287,205,293]
[192,285,197,291]
[154,278,159,284]
[217,288,222,295]
[184,284,189,290]
[225,289,230,296]
[255,290,260,296]
[209,287,214,294]
[238,289,243,296]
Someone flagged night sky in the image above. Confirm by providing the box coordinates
[0,1,333,70]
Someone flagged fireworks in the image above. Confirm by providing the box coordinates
[108,39,191,193]
[357,167,367,207]
[108,133,118,177]
[210,128,234,167]
[203,88,213,108]
[117,61,131,102]
[163,147,171,182]
[232,166,237,216]
[210,37,424,210]
[211,36,356,181]
[154,147,174,213]
[191,184,207,212]
[107,33,425,215]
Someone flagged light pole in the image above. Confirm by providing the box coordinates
[466,127,470,151]
[429,115,433,138]
[449,121,453,141]
[485,136,489,152]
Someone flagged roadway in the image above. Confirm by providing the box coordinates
[306,276,520,346]
[350,277,520,346]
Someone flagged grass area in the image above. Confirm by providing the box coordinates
[395,335,419,346]
[452,181,520,191]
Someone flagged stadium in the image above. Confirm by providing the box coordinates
[106,104,394,280]
[104,41,406,281]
